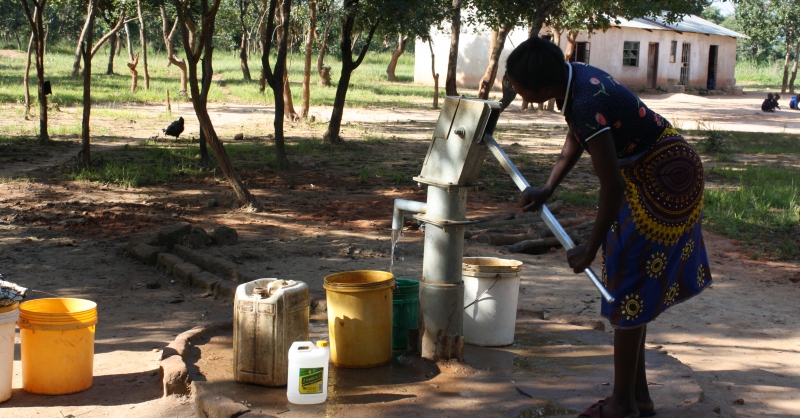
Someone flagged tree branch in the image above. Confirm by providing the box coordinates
[353,20,379,68]
[90,10,126,58]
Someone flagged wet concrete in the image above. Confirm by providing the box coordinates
[187,311,704,417]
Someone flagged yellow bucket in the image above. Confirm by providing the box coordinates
[324,271,394,368]
[19,298,97,395]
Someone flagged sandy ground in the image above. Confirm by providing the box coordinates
[0,95,798,417]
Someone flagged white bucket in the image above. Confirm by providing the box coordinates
[0,304,19,403]
[462,257,522,346]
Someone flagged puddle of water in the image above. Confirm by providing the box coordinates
[515,401,579,418]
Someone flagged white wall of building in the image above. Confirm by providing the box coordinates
[415,25,738,91]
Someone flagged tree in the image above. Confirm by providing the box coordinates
[237,0,251,80]
[315,0,336,86]
[322,0,435,144]
[260,0,292,168]
[385,0,448,82]
[175,0,260,209]
[18,0,49,143]
[734,0,800,92]
[321,0,381,144]
[136,0,150,90]
[444,0,460,96]
[701,5,725,24]
[301,0,316,118]
[160,5,188,94]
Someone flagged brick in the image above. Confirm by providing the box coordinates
[173,244,205,267]
[183,231,212,249]
[214,281,238,304]
[157,253,184,274]
[131,243,159,265]
[173,263,201,284]
[203,255,238,281]
[208,226,238,245]
[158,222,193,249]
[160,355,191,397]
[192,271,221,293]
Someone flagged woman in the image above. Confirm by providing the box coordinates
[505,37,712,418]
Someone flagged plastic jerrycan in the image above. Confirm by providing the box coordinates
[287,341,329,404]
[233,279,310,387]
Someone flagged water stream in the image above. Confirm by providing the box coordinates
[389,228,403,274]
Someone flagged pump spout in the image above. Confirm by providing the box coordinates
[392,199,427,230]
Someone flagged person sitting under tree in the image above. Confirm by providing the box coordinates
[762,93,778,112]
[504,37,712,418]
[790,94,799,110]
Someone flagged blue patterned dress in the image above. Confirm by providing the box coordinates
[561,63,711,329]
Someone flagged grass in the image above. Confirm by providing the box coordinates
[0,48,442,109]
[704,165,800,260]
[734,60,787,91]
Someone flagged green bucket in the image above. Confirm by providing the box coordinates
[392,278,420,350]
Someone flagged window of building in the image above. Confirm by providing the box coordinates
[569,42,591,64]
[623,41,639,66]
[670,41,678,63]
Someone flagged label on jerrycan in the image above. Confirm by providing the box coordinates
[298,368,323,394]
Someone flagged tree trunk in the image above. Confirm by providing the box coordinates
[115,34,122,57]
[386,34,408,81]
[81,0,98,168]
[781,35,793,94]
[563,30,579,61]
[137,0,150,90]
[72,0,93,77]
[160,5,188,95]
[238,0,251,80]
[301,0,316,117]
[790,39,800,94]
[429,41,438,109]
[106,31,117,74]
[477,22,510,100]
[260,0,291,167]
[124,23,134,61]
[445,0,460,96]
[24,31,33,120]
[20,0,49,143]
[276,2,299,121]
[322,3,379,144]
[14,31,22,50]
[316,1,334,86]
[128,52,139,92]
[177,0,259,209]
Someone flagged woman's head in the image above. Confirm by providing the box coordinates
[505,36,569,103]
[768,93,774,100]
[774,93,781,100]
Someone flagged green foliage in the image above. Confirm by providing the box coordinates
[701,5,725,24]
[732,0,800,63]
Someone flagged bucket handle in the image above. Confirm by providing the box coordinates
[463,275,500,310]
[267,280,289,296]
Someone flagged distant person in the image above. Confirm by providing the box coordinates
[773,93,782,110]
[790,94,799,110]
[762,93,776,112]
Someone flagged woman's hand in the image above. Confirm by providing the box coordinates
[567,244,595,273]
[519,187,551,212]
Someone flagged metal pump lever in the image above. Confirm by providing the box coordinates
[482,134,615,303]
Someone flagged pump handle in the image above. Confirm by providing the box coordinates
[482,134,614,303]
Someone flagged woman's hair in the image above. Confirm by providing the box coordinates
[774,93,781,100]
[768,93,774,99]
[505,36,568,91]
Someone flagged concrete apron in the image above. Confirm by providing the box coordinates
[188,312,704,418]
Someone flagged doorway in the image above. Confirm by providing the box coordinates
[707,45,718,89]
[680,43,691,86]
[647,43,659,89]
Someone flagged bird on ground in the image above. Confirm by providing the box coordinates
[163,117,185,140]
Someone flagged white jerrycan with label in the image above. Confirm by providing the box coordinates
[287,341,329,404]
[233,279,309,387]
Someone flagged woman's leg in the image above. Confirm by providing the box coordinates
[602,325,646,417]
[634,325,654,411]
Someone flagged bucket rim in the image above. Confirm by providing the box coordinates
[323,270,395,292]
[19,298,98,328]
[462,257,523,273]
